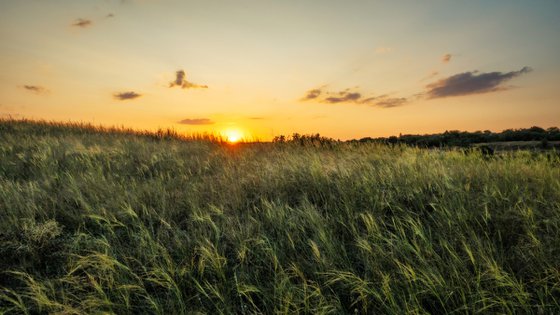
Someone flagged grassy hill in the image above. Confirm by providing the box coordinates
[1,119,559,314]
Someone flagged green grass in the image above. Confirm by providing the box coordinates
[1,119,559,314]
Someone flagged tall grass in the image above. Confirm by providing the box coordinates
[1,119,559,314]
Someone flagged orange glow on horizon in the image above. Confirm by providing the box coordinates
[222,129,243,143]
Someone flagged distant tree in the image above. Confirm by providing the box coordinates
[272,135,286,143]
[346,126,559,148]
[387,136,398,144]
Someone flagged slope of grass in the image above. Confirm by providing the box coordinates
[1,119,559,314]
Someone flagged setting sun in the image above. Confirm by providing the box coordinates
[223,129,243,143]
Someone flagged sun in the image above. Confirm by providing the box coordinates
[223,129,243,143]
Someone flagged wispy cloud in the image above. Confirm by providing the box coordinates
[20,85,49,95]
[169,70,208,89]
[324,91,361,104]
[114,91,141,100]
[177,118,214,125]
[426,67,532,98]
[72,18,93,28]
[106,13,115,18]
[301,87,407,108]
[442,53,452,63]
[375,97,407,108]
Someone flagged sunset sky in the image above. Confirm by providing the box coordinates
[1,0,559,140]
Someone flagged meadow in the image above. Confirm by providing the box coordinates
[1,119,559,314]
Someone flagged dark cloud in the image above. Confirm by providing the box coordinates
[426,67,532,98]
[173,70,185,86]
[442,54,452,63]
[177,118,214,125]
[324,92,361,104]
[72,18,93,28]
[300,87,407,108]
[21,85,49,95]
[169,70,208,89]
[114,91,141,100]
[301,89,322,100]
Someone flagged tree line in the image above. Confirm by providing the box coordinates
[274,126,560,148]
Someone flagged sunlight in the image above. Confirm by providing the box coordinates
[223,129,243,143]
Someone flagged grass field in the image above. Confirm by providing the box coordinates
[1,119,559,314]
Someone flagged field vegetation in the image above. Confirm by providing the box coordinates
[1,119,559,314]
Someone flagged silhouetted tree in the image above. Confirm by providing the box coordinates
[354,126,559,148]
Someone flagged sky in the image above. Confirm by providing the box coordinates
[1,0,559,140]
